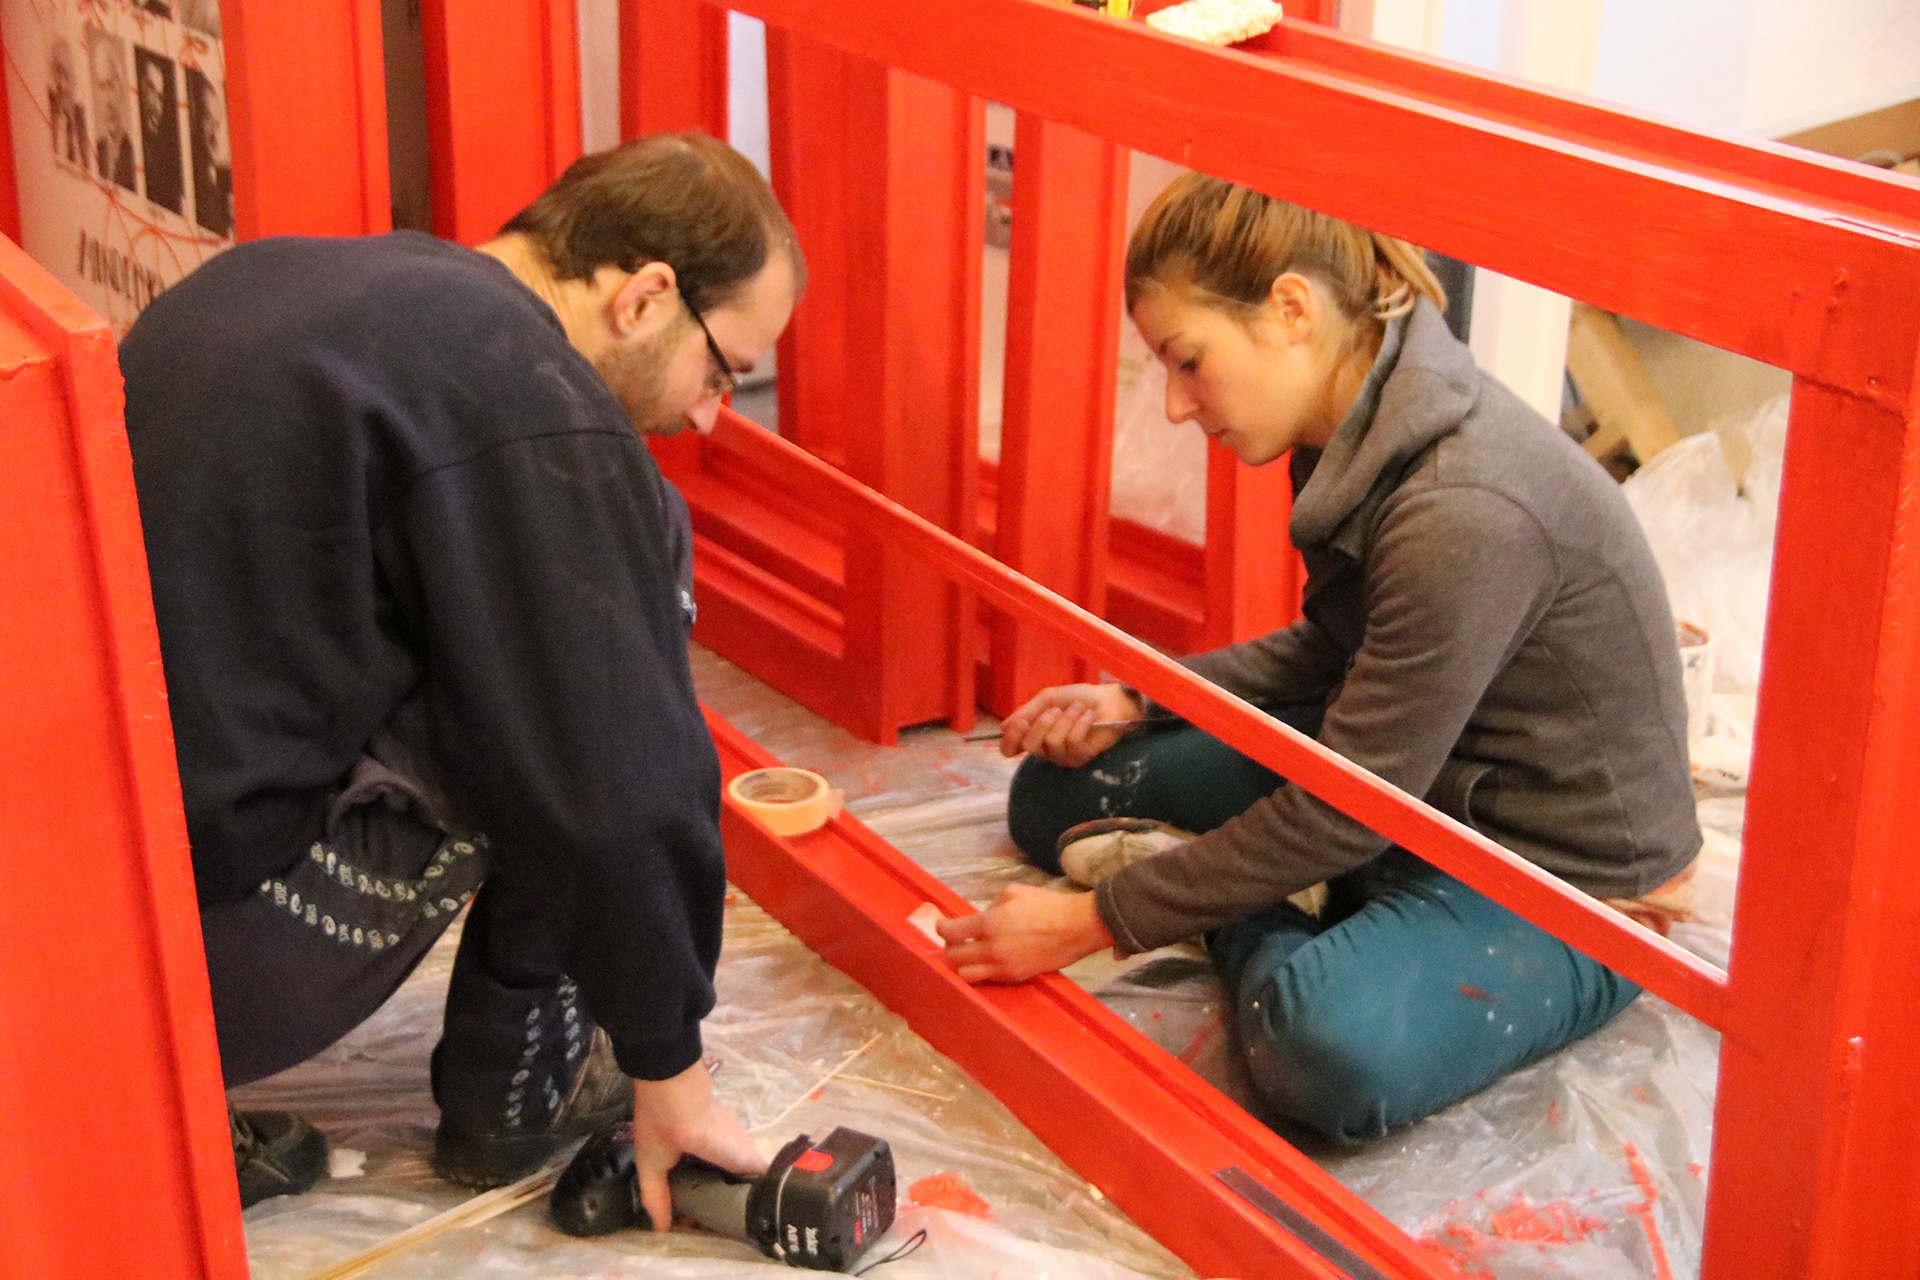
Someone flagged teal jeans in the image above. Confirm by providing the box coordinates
[1007,707,1641,1143]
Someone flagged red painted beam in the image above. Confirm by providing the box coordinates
[0,239,245,1280]
[421,0,583,244]
[723,0,1920,406]
[1200,444,1303,649]
[225,0,391,238]
[990,114,1126,714]
[621,0,728,138]
[707,406,1730,1029]
[1704,378,1920,1280]
[707,707,1455,1280]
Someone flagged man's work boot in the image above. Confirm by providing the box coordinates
[231,1102,329,1208]
[430,971,634,1188]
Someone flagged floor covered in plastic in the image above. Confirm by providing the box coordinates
[231,643,1742,1280]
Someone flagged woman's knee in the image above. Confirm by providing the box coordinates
[1240,989,1406,1143]
[1006,756,1080,872]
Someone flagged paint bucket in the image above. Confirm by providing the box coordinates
[1677,622,1715,740]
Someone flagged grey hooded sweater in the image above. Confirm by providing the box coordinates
[1094,299,1702,955]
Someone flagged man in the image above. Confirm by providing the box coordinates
[121,134,801,1231]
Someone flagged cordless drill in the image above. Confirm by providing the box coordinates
[550,1121,897,1272]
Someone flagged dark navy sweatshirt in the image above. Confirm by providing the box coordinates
[121,232,723,1080]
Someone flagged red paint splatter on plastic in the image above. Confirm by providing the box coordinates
[1416,1193,1605,1274]
[1152,1010,1162,1020]
[1458,984,1493,1001]
[907,1171,993,1219]
[1622,1143,1676,1280]
[1688,1162,1706,1179]
[1546,1100,1561,1124]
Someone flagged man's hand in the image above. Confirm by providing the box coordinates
[998,682,1140,767]
[631,1059,766,1232]
[936,884,1115,983]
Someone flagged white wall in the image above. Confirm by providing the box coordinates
[1593,0,1920,140]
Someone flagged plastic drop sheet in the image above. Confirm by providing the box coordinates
[229,640,1743,1280]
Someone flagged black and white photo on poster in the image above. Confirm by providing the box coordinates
[187,67,233,238]
[179,0,222,39]
[85,27,136,192]
[47,37,90,173]
[136,48,185,215]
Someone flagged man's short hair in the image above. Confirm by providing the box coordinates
[501,132,805,310]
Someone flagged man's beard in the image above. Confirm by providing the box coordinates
[594,325,682,436]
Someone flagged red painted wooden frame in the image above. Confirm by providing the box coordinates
[667,2,1920,1275]
[225,0,392,238]
[0,240,244,1279]
[421,0,583,245]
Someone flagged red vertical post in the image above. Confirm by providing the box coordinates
[1198,447,1301,648]
[621,0,729,139]
[835,61,982,740]
[421,0,583,245]
[989,113,1126,714]
[225,0,392,238]
[0,240,246,1280]
[765,28,851,464]
[1702,376,1920,1280]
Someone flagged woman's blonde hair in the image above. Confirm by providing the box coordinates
[1125,173,1445,331]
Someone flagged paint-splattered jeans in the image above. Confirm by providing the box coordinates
[1007,705,1642,1143]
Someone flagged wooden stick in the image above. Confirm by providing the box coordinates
[303,1165,561,1280]
[837,1074,957,1103]
[961,720,1132,743]
[748,1032,884,1132]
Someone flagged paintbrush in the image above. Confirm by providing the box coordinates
[961,721,1136,743]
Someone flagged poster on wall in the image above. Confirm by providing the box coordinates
[3,0,233,335]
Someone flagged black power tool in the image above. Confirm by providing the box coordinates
[550,1121,897,1272]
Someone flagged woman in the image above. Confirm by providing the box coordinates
[936,174,1700,1143]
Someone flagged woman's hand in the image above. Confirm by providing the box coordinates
[999,682,1140,766]
[935,884,1115,983]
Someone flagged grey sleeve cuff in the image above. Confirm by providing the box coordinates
[1093,878,1152,957]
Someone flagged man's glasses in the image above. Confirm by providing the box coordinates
[682,293,738,398]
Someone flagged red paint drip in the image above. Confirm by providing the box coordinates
[1458,984,1493,1001]
[1622,1143,1676,1280]
[907,1170,993,1219]
[1546,1100,1561,1125]
[1417,1193,1605,1274]
[1487,1193,1608,1244]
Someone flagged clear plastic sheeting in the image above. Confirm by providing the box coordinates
[1624,394,1787,787]
[229,643,1741,1280]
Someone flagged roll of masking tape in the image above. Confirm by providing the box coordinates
[726,767,842,836]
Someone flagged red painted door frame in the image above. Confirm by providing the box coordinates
[0,240,246,1280]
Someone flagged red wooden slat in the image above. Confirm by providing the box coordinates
[1201,444,1303,648]
[724,0,1920,405]
[421,0,583,245]
[1703,379,1920,1280]
[0,237,245,1280]
[225,0,391,238]
[711,404,1730,1028]
[708,707,1456,1280]
[990,114,1126,713]
[621,0,728,138]
[0,24,20,244]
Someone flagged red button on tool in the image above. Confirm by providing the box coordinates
[793,1150,834,1173]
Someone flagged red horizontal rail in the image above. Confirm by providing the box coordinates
[723,0,1920,411]
[713,407,1731,1031]
[708,708,1454,1280]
